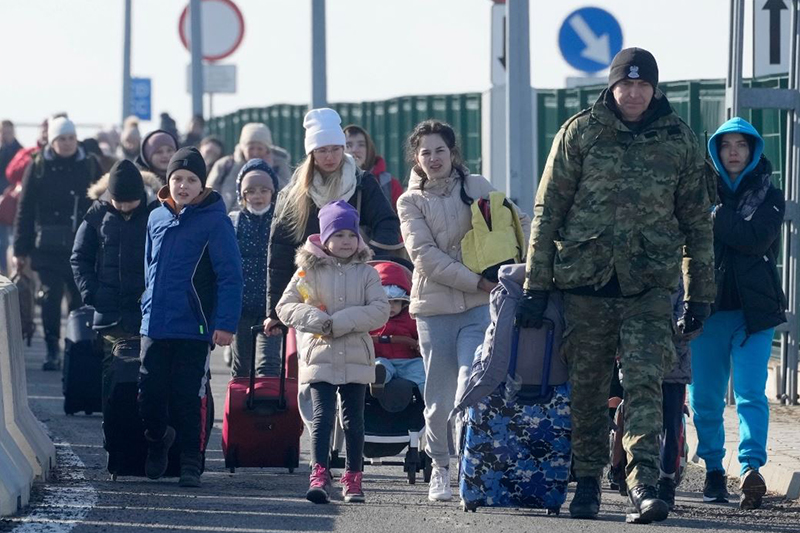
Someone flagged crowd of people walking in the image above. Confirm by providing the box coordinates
[0,47,785,523]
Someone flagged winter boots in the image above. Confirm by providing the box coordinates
[144,426,176,480]
[42,337,61,371]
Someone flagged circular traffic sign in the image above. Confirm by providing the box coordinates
[558,7,623,73]
[179,0,245,62]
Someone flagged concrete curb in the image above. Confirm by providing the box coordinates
[0,277,56,516]
[686,407,800,500]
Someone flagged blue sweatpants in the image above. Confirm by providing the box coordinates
[688,310,773,476]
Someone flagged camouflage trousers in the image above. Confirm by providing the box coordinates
[563,288,675,488]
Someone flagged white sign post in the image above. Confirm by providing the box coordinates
[754,0,790,77]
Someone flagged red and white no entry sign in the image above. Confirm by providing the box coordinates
[179,0,245,62]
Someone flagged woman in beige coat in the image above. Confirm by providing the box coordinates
[277,200,389,505]
[397,120,530,502]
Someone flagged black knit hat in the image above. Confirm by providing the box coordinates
[608,48,659,89]
[167,147,207,186]
[108,159,144,202]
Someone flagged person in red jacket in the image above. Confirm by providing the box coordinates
[344,125,404,212]
[369,261,424,396]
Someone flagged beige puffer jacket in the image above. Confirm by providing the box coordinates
[276,235,390,385]
[397,168,531,317]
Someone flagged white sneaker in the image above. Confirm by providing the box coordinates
[428,466,453,501]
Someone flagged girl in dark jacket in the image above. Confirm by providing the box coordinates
[264,108,402,329]
[688,117,786,511]
[228,158,281,378]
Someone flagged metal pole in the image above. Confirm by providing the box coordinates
[785,0,800,404]
[505,0,535,216]
[121,0,132,124]
[725,0,745,120]
[190,0,204,118]
[311,0,327,109]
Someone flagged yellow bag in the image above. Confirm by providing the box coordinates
[461,191,526,282]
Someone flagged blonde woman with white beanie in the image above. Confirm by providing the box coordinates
[265,108,402,333]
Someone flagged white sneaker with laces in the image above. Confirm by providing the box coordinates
[428,466,453,501]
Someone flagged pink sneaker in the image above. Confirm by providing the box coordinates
[341,470,365,503]
[306,463,332,504]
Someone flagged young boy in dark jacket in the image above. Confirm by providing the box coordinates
[71,159,157,397]
[139,147,243,487]
[229,158,281,378]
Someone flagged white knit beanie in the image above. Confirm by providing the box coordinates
[303,108,346,154]
[48,116,77,144]
[239,123,273,149]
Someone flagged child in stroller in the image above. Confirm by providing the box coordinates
[369,260,425,396]
[330,258,431,484]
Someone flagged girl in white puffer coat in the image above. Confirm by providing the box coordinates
[277,200,389,505]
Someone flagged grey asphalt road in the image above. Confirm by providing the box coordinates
[2,339,799,533]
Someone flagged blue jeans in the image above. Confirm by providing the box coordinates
[375,357,426,392]
[688,310,773,476]
[416,305,490,468]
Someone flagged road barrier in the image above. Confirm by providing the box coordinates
[0,276,56,516]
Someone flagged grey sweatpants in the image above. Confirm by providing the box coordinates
[416,305,490,468]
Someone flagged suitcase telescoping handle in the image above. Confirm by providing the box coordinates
[248,324,289,411]
[508,319,555,402]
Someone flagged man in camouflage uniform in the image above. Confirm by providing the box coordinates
[516,48,714,524]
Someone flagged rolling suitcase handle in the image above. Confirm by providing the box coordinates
[248,324,288,411]
[508,319,555,403]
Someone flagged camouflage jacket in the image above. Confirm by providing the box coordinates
[524,91,715,303]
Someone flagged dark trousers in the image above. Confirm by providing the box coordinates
[37,259,81,344]
[230,311,281,378]
[660,383,687,476]
[138,337,209,455]
[309,382,366,472]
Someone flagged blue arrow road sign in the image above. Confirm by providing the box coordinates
[558,7,623,73]
[130,78,152,121]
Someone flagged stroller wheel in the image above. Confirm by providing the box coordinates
[422,452,432,483]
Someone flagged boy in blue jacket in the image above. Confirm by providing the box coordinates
[139,147,243,488]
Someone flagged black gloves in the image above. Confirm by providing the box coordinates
[678,301,711,337]
[515,289,549,329]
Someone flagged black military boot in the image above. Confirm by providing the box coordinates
[569,476,601,519]
[42,337,61,371]
[179,452,203,488]
[144,426,176,479]
[626,484,669,524]
[657,476,677,510]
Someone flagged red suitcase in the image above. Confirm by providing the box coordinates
[222,325,303,473]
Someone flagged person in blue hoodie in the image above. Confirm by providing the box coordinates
[228,158,281,378]
[688,117,786,510]
[139,147,243,488]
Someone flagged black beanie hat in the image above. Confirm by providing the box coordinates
[108,159,145,202]
[167,147,207,186]
[608,47,659,89]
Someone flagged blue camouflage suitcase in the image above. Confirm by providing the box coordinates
[459,320,572,514]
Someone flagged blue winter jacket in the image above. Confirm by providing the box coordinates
[140,188,243,342]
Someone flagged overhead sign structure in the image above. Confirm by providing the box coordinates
[754,0,791,77]
[185,64,237,94]
[179,0,245,62]
[130,77,151,120]
[558,7,623,73]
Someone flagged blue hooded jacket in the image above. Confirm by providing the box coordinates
[140,188,243,342]
[707,117,765,192]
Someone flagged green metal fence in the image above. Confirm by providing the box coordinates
[207,75,788,188]
[206,94,483,184]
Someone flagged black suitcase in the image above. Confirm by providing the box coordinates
[103,337,215,479]
[63,306,103,415]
